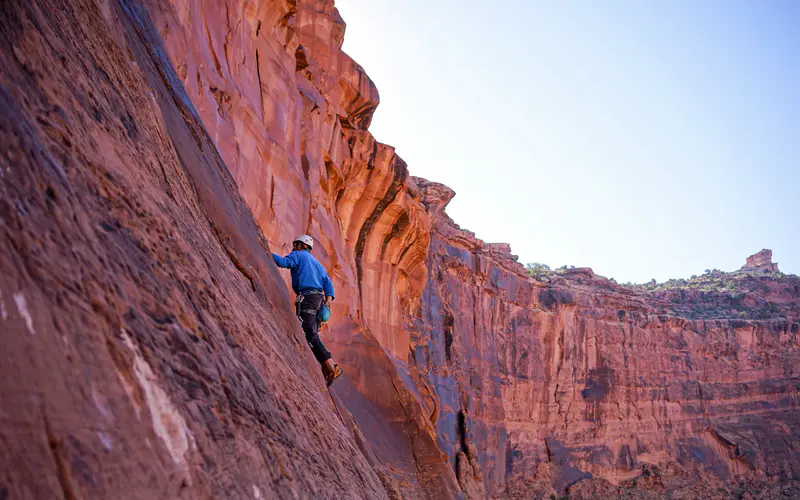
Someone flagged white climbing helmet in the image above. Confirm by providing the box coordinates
[293,234,314,250]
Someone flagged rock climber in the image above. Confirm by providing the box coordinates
[272,234,343,386]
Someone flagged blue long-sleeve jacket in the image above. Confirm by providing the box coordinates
[272,250,335,298]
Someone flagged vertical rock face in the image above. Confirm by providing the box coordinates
[147,0,460,496]
[2,0,799,499]
[0,0,390,498]
[421,214,800,496]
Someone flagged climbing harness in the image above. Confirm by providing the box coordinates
[295,289,324,319]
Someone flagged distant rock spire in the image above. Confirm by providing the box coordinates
[744,249,780,272]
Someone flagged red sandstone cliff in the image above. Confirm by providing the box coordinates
[2,0,799,499]
[0,1,390,498]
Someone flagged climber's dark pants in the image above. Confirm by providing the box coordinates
[296,292,331,364]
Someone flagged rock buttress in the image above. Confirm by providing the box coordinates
[0,0,389,498]
[148,0,458,496]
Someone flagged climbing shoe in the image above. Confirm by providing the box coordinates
[322,359,343,387]
[326,364,343,386]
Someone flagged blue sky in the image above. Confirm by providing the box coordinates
[336,0,799,283]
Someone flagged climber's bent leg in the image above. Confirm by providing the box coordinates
[298,293,331,364]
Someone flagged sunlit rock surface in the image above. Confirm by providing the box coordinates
[0,1,389,498]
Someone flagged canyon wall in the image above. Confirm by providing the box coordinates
[147,1,800,496]
[419,197,800,497]
[2,0,799,498]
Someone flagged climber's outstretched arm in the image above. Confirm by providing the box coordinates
[272,252,298,269]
